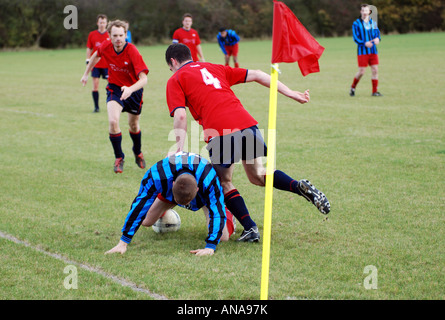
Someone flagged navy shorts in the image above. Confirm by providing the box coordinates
[207,125,267,168]
[91,67,108,79]
[106,83,144,115]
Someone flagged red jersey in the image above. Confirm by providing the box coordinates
[86,30,110,69]
[166,62,258,142]
[172,28,201,62]
[96,42,149,88]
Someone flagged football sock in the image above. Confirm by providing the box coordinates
[92,91,99,109]
[351,77,360,89]
[372,79,378,93]
[109,132,124,159]
[224,189,256,230]
[129,130,142,155]
[268,170,302,196]
[225,208,235,236]
[235,62,239,68]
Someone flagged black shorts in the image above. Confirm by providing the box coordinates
[91,67,108,79]
[106,83,143,115]
[206,125,267,168]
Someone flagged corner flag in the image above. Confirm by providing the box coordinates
[271,0,325,75]
[261,0,324,300]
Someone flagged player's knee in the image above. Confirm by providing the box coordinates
[109,118,119,130]
[141,219,153,227]
[247,174,265,187]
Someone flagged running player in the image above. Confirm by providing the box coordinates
[172,13,205,62]
[165,44,330,242]
[85,14,110,112]
[350,4,382,97]
[81,20,149,174]
[105,152,235,256]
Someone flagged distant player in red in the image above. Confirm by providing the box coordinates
[86,14,110,113]
[81,20,149,174]
[172,13,205,62]
[165,44,330,242]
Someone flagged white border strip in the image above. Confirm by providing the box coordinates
[0,230,168,300]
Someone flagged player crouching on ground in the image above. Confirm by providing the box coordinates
[105,152,235,257]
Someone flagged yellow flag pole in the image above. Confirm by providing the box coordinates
[260,63,279,300]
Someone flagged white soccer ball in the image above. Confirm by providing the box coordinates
[152,209,181,233]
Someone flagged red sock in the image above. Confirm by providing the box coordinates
[372,79,378,93]
[225,208,234,236]
[235,62,239,68]
[352,77,360,89]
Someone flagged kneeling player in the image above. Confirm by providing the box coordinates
[105,152,235,256]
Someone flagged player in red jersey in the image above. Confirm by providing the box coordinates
[81,20,149,174]
[165,44,331,242]
[172,13,205,62]
[86,14,110,113]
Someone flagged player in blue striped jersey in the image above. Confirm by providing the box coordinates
[105,152,232,256]
[350,4,382,96]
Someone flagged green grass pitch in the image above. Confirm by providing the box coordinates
[0,32,444,300]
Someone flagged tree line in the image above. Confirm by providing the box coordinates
[1,0,444,48]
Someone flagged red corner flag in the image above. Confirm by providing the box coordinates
[272,0,325,76]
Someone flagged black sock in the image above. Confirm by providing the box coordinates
[271,170,302,195]
[109,132,124,159]
[92,91,99,109]
[224,189,256,230]
[129,130,142,155]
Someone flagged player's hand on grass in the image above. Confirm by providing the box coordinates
[105,240,128,255]
[190,248,214,256]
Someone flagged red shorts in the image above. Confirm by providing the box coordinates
[225,43,239,56]
[357,54,379,67]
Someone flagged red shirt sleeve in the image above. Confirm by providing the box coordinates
[129,44,149,76]
[166,76,186,116]
[224,66,248,86]
[86,32,93,49]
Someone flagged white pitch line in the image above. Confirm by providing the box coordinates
[3,108,54,118]
[0,230,168,300]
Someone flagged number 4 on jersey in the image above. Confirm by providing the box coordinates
[200,68,222,89]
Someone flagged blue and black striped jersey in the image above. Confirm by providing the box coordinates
[352,18,381,56]
[121,152,226,250]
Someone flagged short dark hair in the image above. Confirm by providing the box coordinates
[183,13,193,20]
[165,43,192,66]
[360,4,372,13]
[97,14,108,22]
[219,27,227,32]
[172,174,198,205]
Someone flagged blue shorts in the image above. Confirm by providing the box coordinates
[207,125,267,168]
[91,67,108,79]
[106,83,144,115]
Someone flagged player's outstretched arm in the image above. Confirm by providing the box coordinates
[105,240,128,255]
[190,248,215,256]
[81,51,101,86]
[245,69,310,104]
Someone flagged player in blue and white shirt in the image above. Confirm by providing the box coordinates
[350,4,382,96]
[217,28,240,67]
[105,152,234,256]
